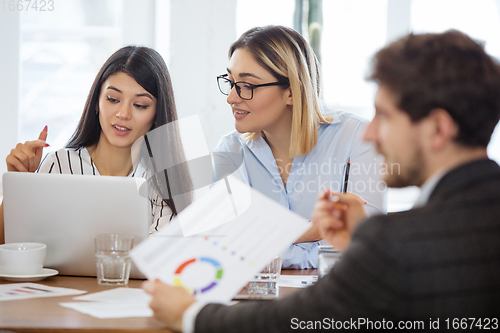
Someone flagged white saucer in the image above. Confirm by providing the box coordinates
[0,268,59,282]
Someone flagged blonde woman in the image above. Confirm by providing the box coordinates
[214,25,386,269]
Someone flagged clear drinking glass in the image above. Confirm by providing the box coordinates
[318,245,341,279]
[248,253,283,296]
[94,234,134,285]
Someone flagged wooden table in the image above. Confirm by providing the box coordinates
[0,270,316,332]
[0,276,168,332]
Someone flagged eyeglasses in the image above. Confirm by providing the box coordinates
[217,74,288,100]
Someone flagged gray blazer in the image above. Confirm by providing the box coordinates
[195,159,500,332]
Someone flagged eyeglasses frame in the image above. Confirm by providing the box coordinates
[216,74,289,100]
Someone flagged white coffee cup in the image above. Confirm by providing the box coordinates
[0,243,47,276]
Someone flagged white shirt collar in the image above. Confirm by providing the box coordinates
[412,168,448,208]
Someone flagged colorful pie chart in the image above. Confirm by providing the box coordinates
[173,257,223,294]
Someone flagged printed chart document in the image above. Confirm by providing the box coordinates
[0,283,85,302]
[131,176,311,302]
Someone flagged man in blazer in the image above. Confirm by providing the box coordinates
[143,30,500,332]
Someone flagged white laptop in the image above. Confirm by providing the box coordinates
[2,172,150,279]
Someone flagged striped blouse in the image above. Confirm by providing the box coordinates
[36,147,173,234]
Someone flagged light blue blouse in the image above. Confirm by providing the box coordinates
[213,108,387,269]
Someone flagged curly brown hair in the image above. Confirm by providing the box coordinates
[369,30,500,147]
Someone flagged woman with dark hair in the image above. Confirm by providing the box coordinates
[0,46,192,243]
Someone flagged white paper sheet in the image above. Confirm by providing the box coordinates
[177,175,252,236]
[277,275,318,288]
[60,302,153,318]
[60,288,153,319]
[0,283,86,302]
[131,176,311,302]
[73,287,151,303]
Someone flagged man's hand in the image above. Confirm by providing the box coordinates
[311,190,367,251]
[143,279,196,332]
[6,126,49,172]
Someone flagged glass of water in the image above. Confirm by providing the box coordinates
[94,234,134,285]
[248,253,283,297]
[318,245,341,279]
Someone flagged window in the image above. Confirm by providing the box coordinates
[235,0,500,211]
[237,0,410,211]
[321,0,387,120]
[19,0,124,147]
[237,0,387,120]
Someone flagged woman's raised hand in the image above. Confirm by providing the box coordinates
[6,126,49,172]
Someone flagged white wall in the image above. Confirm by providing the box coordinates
[0,10,21,195]
[167,0,237,151]
[123,0,156,47]
[386,0,412,43]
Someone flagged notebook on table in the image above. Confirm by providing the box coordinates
[2,172,150,279]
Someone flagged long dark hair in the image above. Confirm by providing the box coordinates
[67,46,193,215]
[67,46,177,148]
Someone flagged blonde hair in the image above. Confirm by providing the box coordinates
[229,25,332,157]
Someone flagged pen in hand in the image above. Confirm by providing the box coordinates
[343,158,350,193]
[327,157,351,205]
[327,157,366,220]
